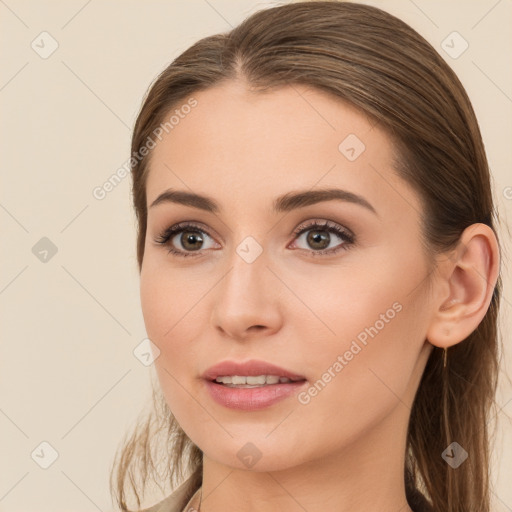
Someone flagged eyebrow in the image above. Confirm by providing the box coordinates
[149,187,378,216]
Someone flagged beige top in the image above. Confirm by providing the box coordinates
[139,476,201,512]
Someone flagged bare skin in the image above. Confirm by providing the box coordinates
[139,80,500,512]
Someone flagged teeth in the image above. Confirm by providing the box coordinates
[214,375,292,386]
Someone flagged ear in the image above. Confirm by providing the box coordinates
[426,223,500,349]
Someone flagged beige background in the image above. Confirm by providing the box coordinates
[1,0,511,510]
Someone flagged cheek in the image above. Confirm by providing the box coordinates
[140,266,204,420]
[140,258,199,340]
[292,301,426,456]
[139,260,207,375]
[287,249,428,397]
[139,265,167,341]
[274,252,412,344]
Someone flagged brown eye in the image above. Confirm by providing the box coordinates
[292,220,355,256]
[154,222,217,258]
[179,231,205,252]
[305,230,331,250]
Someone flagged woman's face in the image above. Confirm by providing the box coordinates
[140,81,435,471]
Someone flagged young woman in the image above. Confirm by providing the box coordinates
[110,2,503,511]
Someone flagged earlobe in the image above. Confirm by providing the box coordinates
[426,223,500,349]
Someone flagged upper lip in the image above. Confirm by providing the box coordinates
[202,359,306,382]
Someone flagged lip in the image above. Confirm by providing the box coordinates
[201,359,307,411]
[201,359,306,382]
[204,379,308,411]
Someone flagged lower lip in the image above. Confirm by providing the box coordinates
[204,380,308,411]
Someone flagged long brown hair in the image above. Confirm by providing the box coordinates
[109,2,505,511]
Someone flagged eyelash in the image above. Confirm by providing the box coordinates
[153,220,355,258]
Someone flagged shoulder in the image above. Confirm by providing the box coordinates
[139,475,197,512]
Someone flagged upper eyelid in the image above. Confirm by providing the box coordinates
[294,219,352,233]
[160,219,349,234]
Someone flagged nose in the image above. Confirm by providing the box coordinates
[210,250,283,341]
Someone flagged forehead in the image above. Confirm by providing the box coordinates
[145,81,419,222]
[150,80,382,165]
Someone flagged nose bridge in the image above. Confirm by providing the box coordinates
[211,238,282,336]
[221,239,271,305]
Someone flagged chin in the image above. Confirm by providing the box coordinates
[199,436,312,473]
